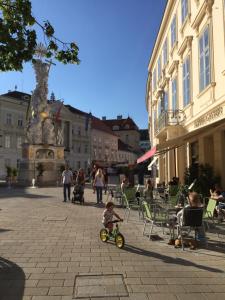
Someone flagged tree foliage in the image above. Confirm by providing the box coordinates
[0,0,80,71]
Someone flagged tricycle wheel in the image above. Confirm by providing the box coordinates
[115,233,125,248]
[100,229,108,242]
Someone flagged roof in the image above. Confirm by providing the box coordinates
[92,117,118,136]
[140,129,149,141]
[1,90,31,102]
[103,117,139,131]
[65,104,89,117]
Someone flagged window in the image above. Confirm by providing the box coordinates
[199,26,211,91]
[172,78,177,111]
[171,15,177,48]
[153,110,157,130]
[124,124,130,129]
[84,161,88,170]
[77,161,81,169]
[162,91,168,111]
[18,115,23,127]
[125,135,129,143]
[17,136,22,149]
[5,135,10,148]
[163,38,168,66]
[17,159,20,169]
[6,113,12,125]
[77,126,81,136]
[158,99,161,116]
[113,125,119,130]
[84,144,88,153]
[190,141,199,165]
[183,56,191,107]
[153,69,157,91]
[181,0,188,24]
[77,145,81,153]
[5,158,11,166]
[157,56,162,80]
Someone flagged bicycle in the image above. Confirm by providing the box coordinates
[99,220,125,248]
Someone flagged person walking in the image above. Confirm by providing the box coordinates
[76,168,85,192]
[103,168,108,195]
[94,168,104,204]
[61,165,73,202]
[91,165,97,193]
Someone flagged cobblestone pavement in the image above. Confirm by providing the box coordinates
[0,186,225,300]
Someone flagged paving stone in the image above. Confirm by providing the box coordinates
[0,187,225,299]
[23,287,49,296]
[48,286,73,296]
[32,297,61,300]
[148,294,178,300]
[176,294,207,300]
[37,279,64,287]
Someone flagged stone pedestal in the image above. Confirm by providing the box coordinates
[18,143,65,186]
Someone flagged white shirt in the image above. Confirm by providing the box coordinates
[62,170,73,184]
[95,175,104,187]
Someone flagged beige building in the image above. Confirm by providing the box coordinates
[91,116,118,166]
[102,116,141,152]
[146,0,225,187]
[62,105,91,172]
[118,139,138,165]
[0,91,91,178]
[0,91,29,179]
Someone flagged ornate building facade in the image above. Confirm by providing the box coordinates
[146,0,225,187]
[0,91,91,178]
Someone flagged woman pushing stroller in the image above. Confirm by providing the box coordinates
[72,168,85,204]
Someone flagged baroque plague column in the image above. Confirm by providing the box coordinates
[18,45,65,186]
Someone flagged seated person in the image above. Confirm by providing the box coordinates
[144,179,153,203]
[168,192,203,245]
[210,189,224,201]
[121,177,129,193]
[177,192,203,225]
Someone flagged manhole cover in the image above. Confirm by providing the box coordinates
[43,216,67,221]
[74,274,128,298]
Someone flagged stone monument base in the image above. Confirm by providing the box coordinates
[18,144,65,186]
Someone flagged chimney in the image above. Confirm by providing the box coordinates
[117,115,122,120]
[102,116,106,120]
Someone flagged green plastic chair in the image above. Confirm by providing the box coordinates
[142,201,166,239]
[122,193,140,221]
[204,198,217,228]
[169,195,177,207]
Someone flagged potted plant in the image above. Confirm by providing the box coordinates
[5,165,12,184]
[12,168,18,183]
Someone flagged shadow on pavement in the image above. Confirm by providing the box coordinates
[0,187,53,199]
[0,257,25,300]
[0,229,12,233]
[123,244,224,273]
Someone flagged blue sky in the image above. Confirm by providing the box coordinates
[0,0,166,129]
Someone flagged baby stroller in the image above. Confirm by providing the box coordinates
[72,184,84,204]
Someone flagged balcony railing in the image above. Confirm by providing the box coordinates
[154,110,186,135]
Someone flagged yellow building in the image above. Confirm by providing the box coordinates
[146,0,225,187]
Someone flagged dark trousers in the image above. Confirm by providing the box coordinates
[63,184,71,201]
[96,186,103,203]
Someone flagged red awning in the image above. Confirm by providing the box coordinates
[137,146,157,164]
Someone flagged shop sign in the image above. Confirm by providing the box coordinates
[194,106,223,128]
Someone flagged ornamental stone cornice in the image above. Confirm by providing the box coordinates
[168,60,179,76]
[177,36,193,59]
[191,0,214,33]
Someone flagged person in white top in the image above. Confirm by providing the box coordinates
[61,165,73,202]
[94,168,104,204]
